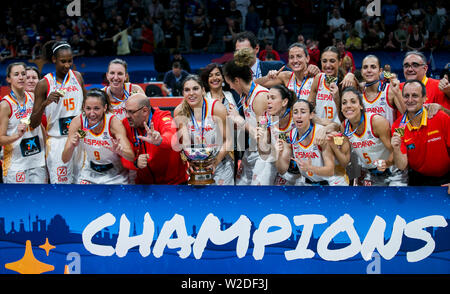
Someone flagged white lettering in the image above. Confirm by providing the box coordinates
[193,213,251,259]
[285,215,327,260]
[115,213,154,258]
[152,214,195,258]
[317,214,361,261]
[404,215,447,262]
[82,212,116,256]
[361,215,406,261]
[252,214,292,260]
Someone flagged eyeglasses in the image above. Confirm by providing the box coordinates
[403,62,425,70]
[124,106,144,115]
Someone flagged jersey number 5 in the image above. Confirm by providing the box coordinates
[363,152,372,165]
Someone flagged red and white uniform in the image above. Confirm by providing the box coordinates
[43,70,84,183]
[363,83,395,126]
[314,73,340,124]
[286,73,314,100]
[102,82,133,121]
[289,124,332,184]
[236,83,271,185]
[1,92,46,183]
[345,113,390,170]
[79,112,129,184]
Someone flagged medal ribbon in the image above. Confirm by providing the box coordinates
[189,98,206,146]
[399,107,423,128]
[293,76,307,99]
[9,91,27,117]
[134,108,153,147]
[291,123,313,145]
[266,107,290,128]
[238,81,257,111]
[108,85,130,103]
[84,114,104,131]
[53,72,69,91]
[344,113,365,137]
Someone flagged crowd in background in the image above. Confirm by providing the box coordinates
[0,0,449,65]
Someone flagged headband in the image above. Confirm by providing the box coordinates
[53,43,71,54]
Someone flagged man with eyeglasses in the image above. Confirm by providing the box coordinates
[400,51,449,116]
[120,93,188,184]
[391,80,449,189]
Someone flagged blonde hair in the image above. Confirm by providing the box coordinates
[234,48,255,68]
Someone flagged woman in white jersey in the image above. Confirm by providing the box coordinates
[359,55,407,185]
[336,87,396,186]
[200,63,237,185]
[103,58,145,121]
[223,48,270,185]
[255,84,302,185]
[307,46,344,125]
[256,42,318,100]
[0,62,47,183]
[360,55,405,124]
[62,89,134,184]
[174,75,231,185]
[30,41,87,184]
[276,99,335,185]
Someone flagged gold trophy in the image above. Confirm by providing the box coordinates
[183,145,219,185]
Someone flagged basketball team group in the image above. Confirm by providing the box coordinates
[1,31,449,190]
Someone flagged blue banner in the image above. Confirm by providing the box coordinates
[0,184,449,275]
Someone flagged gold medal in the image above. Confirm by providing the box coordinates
[77,129,87,138]
[278,132,288,142]
[325,75,337,85]
[333,133,344,146]
[20,117,31,125]
[382,71,393,80]
[57,89,66,96]
[395,127,405,137]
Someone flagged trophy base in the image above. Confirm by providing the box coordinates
[188,171,215,185]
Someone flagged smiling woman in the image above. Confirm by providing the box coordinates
[30,41,87,184]
[62,89,134,184]
[102,58,145,121]
[0,62,47,183]
[173,75,232,185]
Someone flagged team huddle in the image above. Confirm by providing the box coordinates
[1,32,449,188]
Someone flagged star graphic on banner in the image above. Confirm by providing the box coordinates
[39,238,55,256]
[4,240,54,274]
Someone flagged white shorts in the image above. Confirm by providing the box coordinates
[79,165,130,185]
[3,166,48,183]
[236,150,259,185]
[46,136,83,184]
[274,171,305,186]
[213,155,234,185]
[251,158,277,185]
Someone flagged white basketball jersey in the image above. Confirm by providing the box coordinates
[345,113,390,169]
[286,73,314,100]
[363,83,395,125]
[315,73,340,124]
[2,92,45,175]
[186,97,219,147]
[242,83,269,124]
[103,82,133,121]
[44,70,83,137]
[79,112,128,184]
[290,123,330,183]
